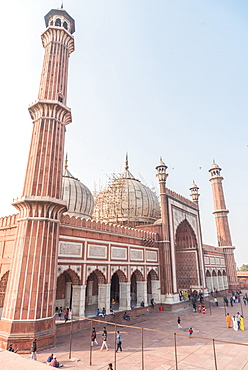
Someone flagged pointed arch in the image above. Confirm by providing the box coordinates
[112,269,127,283]
[206,270,211,277]
[56,268,80,302]
[147,269,159,280]
[175,219,197,250]
[175,219,199,289]
[0,270,9,308]
[131,269,144,281]
[86,268,106,284]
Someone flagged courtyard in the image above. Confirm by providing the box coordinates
[24,295,248,370]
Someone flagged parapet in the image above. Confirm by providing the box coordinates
[60,214,158,241]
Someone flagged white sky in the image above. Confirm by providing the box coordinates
[0,0,247,267]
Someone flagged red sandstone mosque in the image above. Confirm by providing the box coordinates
[0,7,238,350]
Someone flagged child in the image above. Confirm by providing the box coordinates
[188,327,193,338]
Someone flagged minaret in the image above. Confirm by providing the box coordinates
[209,161,238,289]
[0,8,75,350]
[155,158,173,301]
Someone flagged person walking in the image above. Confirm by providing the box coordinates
[214,297,218,307]
[91,327,98,346]
[100,327,108,350]
[58,307,63,320]
[240,315,245,331]
[107,364,113,370]
[177,316,182,329]
[232,316,238,331]
[64,308,69,323]
[230,297,233,307]
[151,298,155,308]
[116,331,122,352]
[236,312,241,330]
[226,313,232,328]
[30,338,37,360]
[188,328,194,338]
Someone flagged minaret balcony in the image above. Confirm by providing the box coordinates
[28,99,72,125]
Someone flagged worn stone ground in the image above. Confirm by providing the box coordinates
[5,296,248,369]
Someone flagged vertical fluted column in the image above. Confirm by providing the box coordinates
[209,162,238,289]
[156,159,173,297]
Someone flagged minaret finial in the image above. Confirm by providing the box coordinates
[61,2,64,9]
[125,153,129,170]
[65,153,68,169]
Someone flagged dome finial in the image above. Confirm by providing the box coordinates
[64,153,68,169]
[125,153,129,170]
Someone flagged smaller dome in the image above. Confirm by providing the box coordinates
[62,158,94,219]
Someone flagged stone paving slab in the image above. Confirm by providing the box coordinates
[19,296,248,369]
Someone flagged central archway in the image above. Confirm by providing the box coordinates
[175,219,199,290]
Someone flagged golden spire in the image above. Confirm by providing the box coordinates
[64,153,68,169]
[125,152,129,170]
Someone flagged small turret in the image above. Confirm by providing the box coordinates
[155,157,168,183]
[189,181,200,206]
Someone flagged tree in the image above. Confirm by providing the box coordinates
[238,264,248,271]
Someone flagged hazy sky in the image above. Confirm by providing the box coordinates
[1,1,247,266]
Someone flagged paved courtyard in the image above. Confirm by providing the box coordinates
[24,297,248,369]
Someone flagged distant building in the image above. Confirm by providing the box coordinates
[0,6,238,351]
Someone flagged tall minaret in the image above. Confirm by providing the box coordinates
[156,158,173,301]
[0,8,75,350]
[209,162,238,289]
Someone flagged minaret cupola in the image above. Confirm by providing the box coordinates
[44,6,75,34]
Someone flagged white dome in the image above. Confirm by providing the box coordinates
[93,161,160,226]
[62,166,94,219]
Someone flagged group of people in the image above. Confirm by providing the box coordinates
[57,307,72,322]
[226,312,245,331]
[91,326,123,352]
[29,339,63,367]
[97,307,106,317]
[46,353,63,367]
[223,292,248,307]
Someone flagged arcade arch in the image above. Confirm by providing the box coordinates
[147,269,160,304]
[110,269,127,310]
[131,269,144,307]
[205,270,212,292]
[56,268,80,315]
[85,269,106,316]
[0,271,9,312]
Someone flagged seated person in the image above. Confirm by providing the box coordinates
[123,311,130,321]
[140,301,144,307]
[7,344,18,353]
[97,308,101,316]
[50,355,63,367]
[110,306,115,315]
[102,307,106,316]
[47,353,53,365]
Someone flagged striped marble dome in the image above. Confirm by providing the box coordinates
[62,161,94,219]
[93,158,161,226]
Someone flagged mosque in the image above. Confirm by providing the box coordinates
[0,7,238,350]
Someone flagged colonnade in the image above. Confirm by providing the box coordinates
[205,270,228,292]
